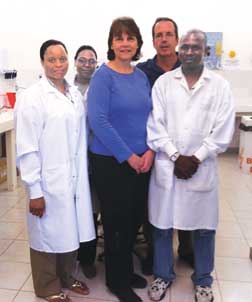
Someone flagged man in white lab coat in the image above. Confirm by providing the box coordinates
[147,30,235,302]
[137,17,194,276]
[15,40,95,302]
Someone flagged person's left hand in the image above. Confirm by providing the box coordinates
[140,150,155,173]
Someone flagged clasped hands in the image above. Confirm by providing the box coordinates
[174,155,200,179]
[127,150,154,174]
[29,151,155,218]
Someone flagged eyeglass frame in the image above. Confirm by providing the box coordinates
[76,57,97,66]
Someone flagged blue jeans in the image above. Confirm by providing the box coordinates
[153,227,215,287]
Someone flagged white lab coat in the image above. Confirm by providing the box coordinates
[147,67,235,230]
[15,77,95,253]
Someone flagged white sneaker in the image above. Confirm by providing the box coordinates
[195,285,214,302]
[148,277,171,301]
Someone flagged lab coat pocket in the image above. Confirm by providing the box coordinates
[186,158,216,192]
[153,153,174,189]
[42,164,71,196]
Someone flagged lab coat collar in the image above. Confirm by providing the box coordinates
[174,66,212,80]
[174,66,212,92]
[39,75,78,94]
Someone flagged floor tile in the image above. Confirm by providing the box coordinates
[0,196,19,209]
[17,228,29,240]
[238,219,252,240]
[216,221,244,239]
[229,198,252,212]
[0,288,18,301]
[219,199,237,222]
[0,239,13,255]
[219,280,252,302]
[0,208,26,222]
[21,274,33,292]
[215,257,252,282]
[13,291,44,302]
[235,209,252,220]
[0,240,30,263]
[0,222,24,240]
[215,237,249,258]
[0,207,10,217]
[0,187,26,199]
[0,261,30,289]
[68,296,117,302]
[170,277,194,302]
[14,197,28,209]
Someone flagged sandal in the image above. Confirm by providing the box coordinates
[45,292,70,302]
[69,280,89,295]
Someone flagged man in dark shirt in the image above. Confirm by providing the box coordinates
[137,17,194,275]
[137,17,180,88]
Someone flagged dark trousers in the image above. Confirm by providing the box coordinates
[78,163,99,267]
[90,152,150,289]
[178,230,194,256]
[78,213,98,266]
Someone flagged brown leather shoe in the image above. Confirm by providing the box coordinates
[45,292,70,302]
[69,280,89,295]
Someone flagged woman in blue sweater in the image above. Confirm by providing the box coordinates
[87,17,153,302]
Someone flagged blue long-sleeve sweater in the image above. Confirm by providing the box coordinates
[87,63,152,163]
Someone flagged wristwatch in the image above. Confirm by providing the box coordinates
[170,152,180,162]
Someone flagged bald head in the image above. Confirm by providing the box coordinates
[179,29,207,49]
[178,29,207,73]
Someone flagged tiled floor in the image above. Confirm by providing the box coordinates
[0,152,251,302]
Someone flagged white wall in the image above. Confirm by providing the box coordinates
[1,0,252,87]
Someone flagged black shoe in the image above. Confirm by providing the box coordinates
[130,273,147,289]
[81,264,97,279]
[109,286,142,302]
[178,253,194,268]
[141,257,153,276]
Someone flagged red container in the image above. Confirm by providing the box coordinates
[6,92,16,108]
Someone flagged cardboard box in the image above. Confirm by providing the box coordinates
[0,157,7,184]
[239,116,252,174]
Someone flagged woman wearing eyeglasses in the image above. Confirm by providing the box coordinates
[87,17,154,302]
[73,45,99,279]
[74,45,98,97]
[15,40,95,302]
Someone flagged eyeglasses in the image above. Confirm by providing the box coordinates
[77,58,97,65]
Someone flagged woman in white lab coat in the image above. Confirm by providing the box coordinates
[15,40,95,302]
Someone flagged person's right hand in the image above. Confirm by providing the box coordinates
[29,197,45,218]
[127,154,144,174]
